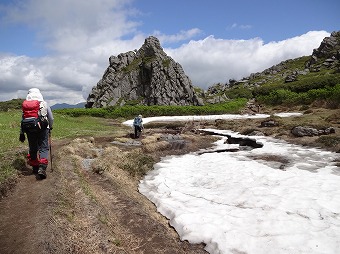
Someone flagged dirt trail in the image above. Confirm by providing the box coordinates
[0,131,213,254]
[0,167,58,253]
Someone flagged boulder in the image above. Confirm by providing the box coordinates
[291,126,336,137]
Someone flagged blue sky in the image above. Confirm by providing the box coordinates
[0,0,339,105]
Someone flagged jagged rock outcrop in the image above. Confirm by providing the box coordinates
[86,36,203,108]
[306,31,340,70]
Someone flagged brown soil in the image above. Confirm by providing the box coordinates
[1,107,339,254]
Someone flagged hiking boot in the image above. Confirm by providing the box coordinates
[37,165,47,180]
[32,166,39,175]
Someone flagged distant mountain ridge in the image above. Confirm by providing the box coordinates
[51,102,86,110]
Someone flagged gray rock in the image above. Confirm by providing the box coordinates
[261,120,278,127]
[225,136,263,148]
[306,31,340,68]
[247,130,265,136]
[291,126,319,137]
[324,127,336,134]
[291,126,336,137]
[86,36,202,108]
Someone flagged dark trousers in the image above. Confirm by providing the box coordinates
[26,128,49,164]
[134,125,142,138]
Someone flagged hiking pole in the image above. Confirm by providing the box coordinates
[49,130,53,172]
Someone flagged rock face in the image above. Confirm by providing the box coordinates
[86,36,203,108]
[306,31,340,70]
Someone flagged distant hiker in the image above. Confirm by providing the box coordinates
[133,114,143,138]
[19,88,54,179]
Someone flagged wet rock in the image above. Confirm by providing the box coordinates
[225,136,264,148]
[291,126,319,137]
[261,120,278,127]
[291,126,336,137]
[158,134,186,149]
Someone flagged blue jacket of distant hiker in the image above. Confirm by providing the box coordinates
[133,115,143,138]
[133,115,143,128]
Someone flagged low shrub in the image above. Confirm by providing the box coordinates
[54,98,248,119]
[257,84,340,107]
[0,99,24,112]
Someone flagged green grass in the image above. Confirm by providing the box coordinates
[52,113,119,139]
[286,56,309,68]
[0,110,121,185]
[0,110,24,155]
[0,105,27,183]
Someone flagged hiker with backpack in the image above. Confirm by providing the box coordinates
[19,88,54,180]
[133,114,143,138]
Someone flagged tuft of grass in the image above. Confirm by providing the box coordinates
[111,239,121,246]
[121,150,155,177]
[0,159,16,184]
[97,213,109,225]
[74,165,97,202]
[315,136,340,149]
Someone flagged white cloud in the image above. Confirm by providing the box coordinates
[2,0,138,54]
[229,23,252,30]
[153,28,203,44]
[0,56,89,104]
[166,31,329,88]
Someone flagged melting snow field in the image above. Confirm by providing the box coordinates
[123,112,302,126]
[138,126,340,254]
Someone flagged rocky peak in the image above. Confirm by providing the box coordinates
[313,31,340,58]
[86,36,202,108]
[136,36,166,59]
[306,31,340,69]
